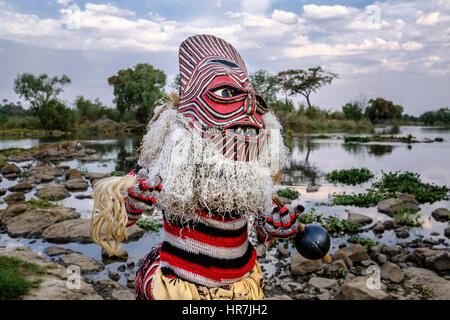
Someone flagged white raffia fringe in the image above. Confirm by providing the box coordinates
[90,96,288,253]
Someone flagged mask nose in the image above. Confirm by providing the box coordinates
[243,85,257,116]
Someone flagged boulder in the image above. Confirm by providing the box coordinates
[44,246,75,257]
[334,244,369,263]
[331,251,353,268]
[308,277,338,290]
[373,221,385,233]
[341,276,391,300]
[381,262,404,283]
[4,206,80,238]
[4,192,25,203]
[85,172,108,182]
[0,246,102,300]
[412,248,450,272]
[93,279,134,300]
[42,218,144,243]
[26,165,63,178]
[431,208,450,222]
[1,163,21,175]
[59,252,104,273]
[8,181,33,192]
[377,196,419,216]
[36,184,70,200]
[290,251,323,275]
[382,245,403,256]
[265,295,292,300]
[444,226,450,239]
[0,202,27,223]
[347,213,373,225]
[65,168,83,181]
[403,267,450,300]
[65,179,89,191]
[102,246,128,259]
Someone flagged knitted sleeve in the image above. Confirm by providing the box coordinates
[124,165,162,227]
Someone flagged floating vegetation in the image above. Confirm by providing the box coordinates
[348,236,379,250]
[298,209,360,235]
[276,188,299,200]
[326,168,374,185]
[109,170,128,177]
[136,218,160,232]
[327,171,449,207]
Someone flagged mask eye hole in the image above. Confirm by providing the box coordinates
[207,84,246,103]
[213,87,242,98]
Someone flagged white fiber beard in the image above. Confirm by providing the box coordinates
[138,106,288,224]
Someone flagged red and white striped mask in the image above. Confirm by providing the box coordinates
[177,34,268,162]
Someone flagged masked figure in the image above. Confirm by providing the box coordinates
[90,34,300,300]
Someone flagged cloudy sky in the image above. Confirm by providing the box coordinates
[0,0,449,115]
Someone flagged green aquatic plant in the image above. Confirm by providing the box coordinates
[322,216,361,234]
[298,208,323,224]
[329,190,388,207]
[136,218,159,232]
[348,236,379,250]
[109,170,128,177]
[276,188,299,200]
[393,208,423,227]
[326,168,374,185]
[344,136,371,143]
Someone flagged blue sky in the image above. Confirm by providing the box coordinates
[0,0,449,115]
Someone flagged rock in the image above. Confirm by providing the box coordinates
[255,244,266,258]
[4,192,25,203]
[65,168,83,180]
[108,270,120,281]
[65,178,89,191]
[94,279,134,300]
[341,276,392,300]
[0,202,27,223]
[308,277,338,290]
[412,248,450,272]
[265,295,292,300]
[347,213,373,225]
[0,246,102,300]
[0,188,6,196]
[127,261,135,269]
[331,251,353,268]
[334,244,369,263]
[395,227,410,239]
[26,165,63,178]
[381,262,404,283]
[403,267,450,300]
[377,254,388,264]
[290,251,323,275]
[328,259,348,277]
[383,245,403,256]
[1,163,21,175]
[85,172,108,182]
[117,264,126,273]
[277,244,290,257]
[317,292,331,300]
[42,218,144,243]
[75,194,93,199]
[59,252,104,273]
[36,184,70,201]
[377,197,419,216]
[44,246,75,256]
[397,194,419,205]
[4,206,80,238]
[445,226,450,239]
[102,246,128,259]
[431,208,450,222]
[8,181,33,192]
[127,275,136,289]
[373,221,385,233]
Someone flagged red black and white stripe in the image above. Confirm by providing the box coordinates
[159,209,257,288]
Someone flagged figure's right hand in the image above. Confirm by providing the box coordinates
[123,175,162,227]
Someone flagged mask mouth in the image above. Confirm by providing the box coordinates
[223,122,265,142]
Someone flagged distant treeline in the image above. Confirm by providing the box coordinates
[1,64,448,134]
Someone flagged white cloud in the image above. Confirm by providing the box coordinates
[241,0,271,14]
[416,11,440,25]
[402,41,423,51]
[84,3,135,17]
[56,0,72,7]
[302,4,356,19]
[271,10,298,24]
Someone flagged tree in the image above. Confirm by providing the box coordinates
[74,96,109,122]
[419,107,450,125]
[364,98,403,122]
[171,74,181,94]
[249,70,278,106]
[14,73,71,114]
[276,66,338,109]
[342,102,363,121]
[108,63,166,123]
[38,99,74,131]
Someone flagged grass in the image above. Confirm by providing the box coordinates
[0,147,31,157]
[0,256,49,300]
[393,209,423,227]
[413,284,435,299]
[136,218,159,232]
[348,236,379,250]
[26,198,57,211]
[326,168,374,185]
[109,170,128,177]
[327,266,348,279]
[276,188,299,200]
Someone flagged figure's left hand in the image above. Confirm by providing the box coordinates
[264,205,305,238]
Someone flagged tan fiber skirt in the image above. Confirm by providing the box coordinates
[150,261,265,300]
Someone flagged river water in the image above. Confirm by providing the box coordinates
[1,126,449,286]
